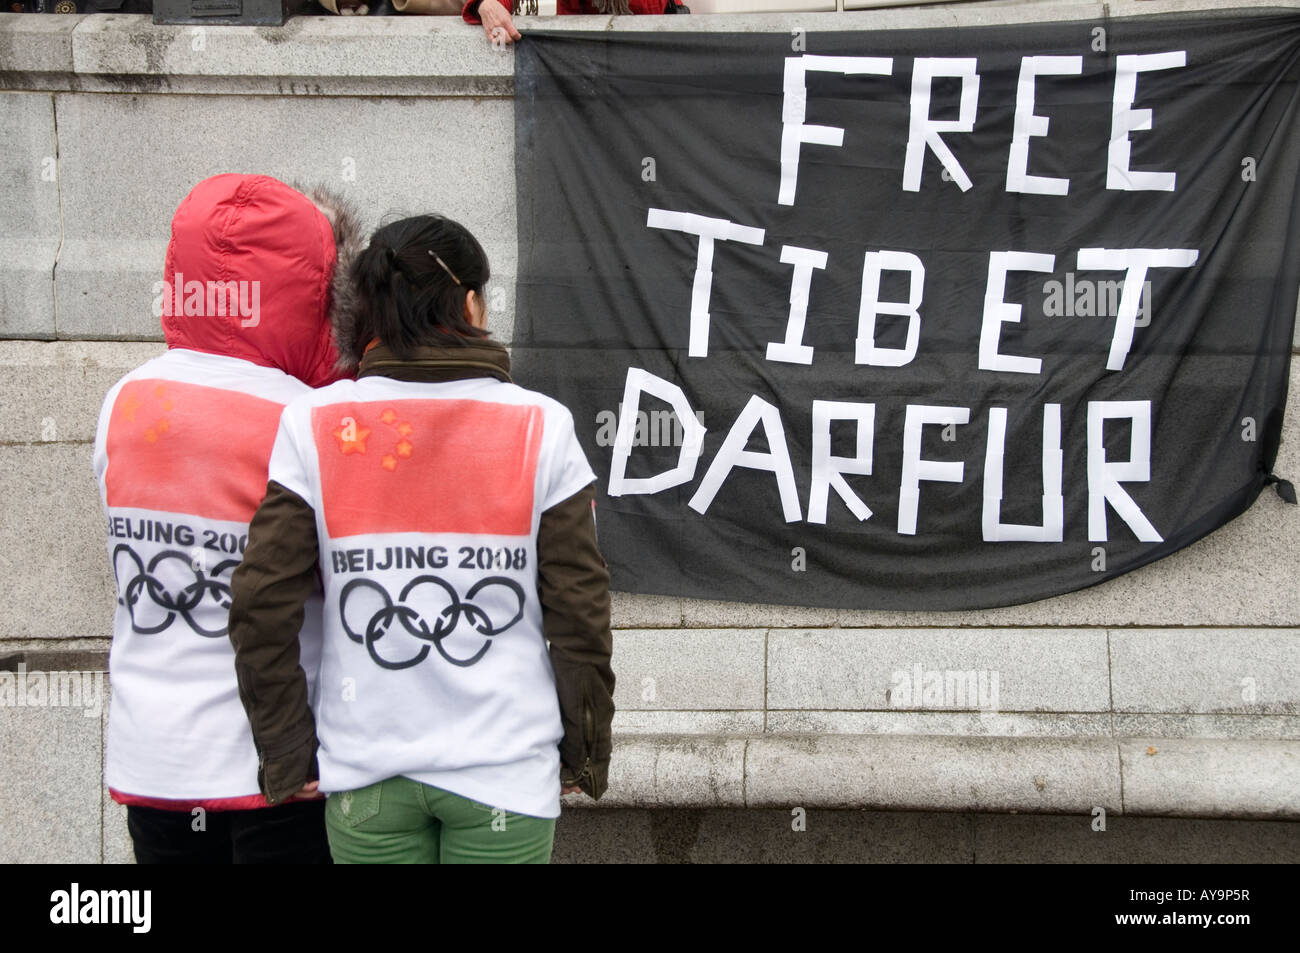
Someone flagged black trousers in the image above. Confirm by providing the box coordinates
[126,799,332,864]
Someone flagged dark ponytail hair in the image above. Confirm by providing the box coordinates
[347,214,490,364]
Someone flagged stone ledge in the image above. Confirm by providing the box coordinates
[569,732,1300,818]
[3,678,1295,819]
[0,12,81,76]
[0,649,109,671]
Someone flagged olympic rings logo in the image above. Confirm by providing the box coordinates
[113,545,239,638]
[338,575,525,670]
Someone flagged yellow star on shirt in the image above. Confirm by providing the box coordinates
[333,423,371,455]
[119,393,142,423]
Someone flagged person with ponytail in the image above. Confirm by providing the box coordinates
[227,214,614,864]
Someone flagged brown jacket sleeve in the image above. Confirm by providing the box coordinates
[227,479,322,805]
[538,482,615,799]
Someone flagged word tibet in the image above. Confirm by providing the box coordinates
[646,210,1195,374]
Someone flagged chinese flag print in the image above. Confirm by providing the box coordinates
[312,398,544,539]
[104,379,285,523]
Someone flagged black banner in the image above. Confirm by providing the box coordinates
[512,11,1300,611]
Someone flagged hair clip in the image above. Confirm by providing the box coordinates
[429,251,462,286]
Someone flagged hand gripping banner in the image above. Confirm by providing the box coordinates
[511,10,1300,610]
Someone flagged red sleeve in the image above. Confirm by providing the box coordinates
[462,0,482,23]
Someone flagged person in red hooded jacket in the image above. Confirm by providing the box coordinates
[92,173,363,863]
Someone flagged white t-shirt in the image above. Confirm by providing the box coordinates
[268,372,596,819]
[93,348,323,802]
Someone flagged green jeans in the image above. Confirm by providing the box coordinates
[324,776,555,864]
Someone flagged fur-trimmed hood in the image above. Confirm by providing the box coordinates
[294,181,367,377]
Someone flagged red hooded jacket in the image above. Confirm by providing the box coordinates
[161,174,350,389]
[96,174,361,814]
